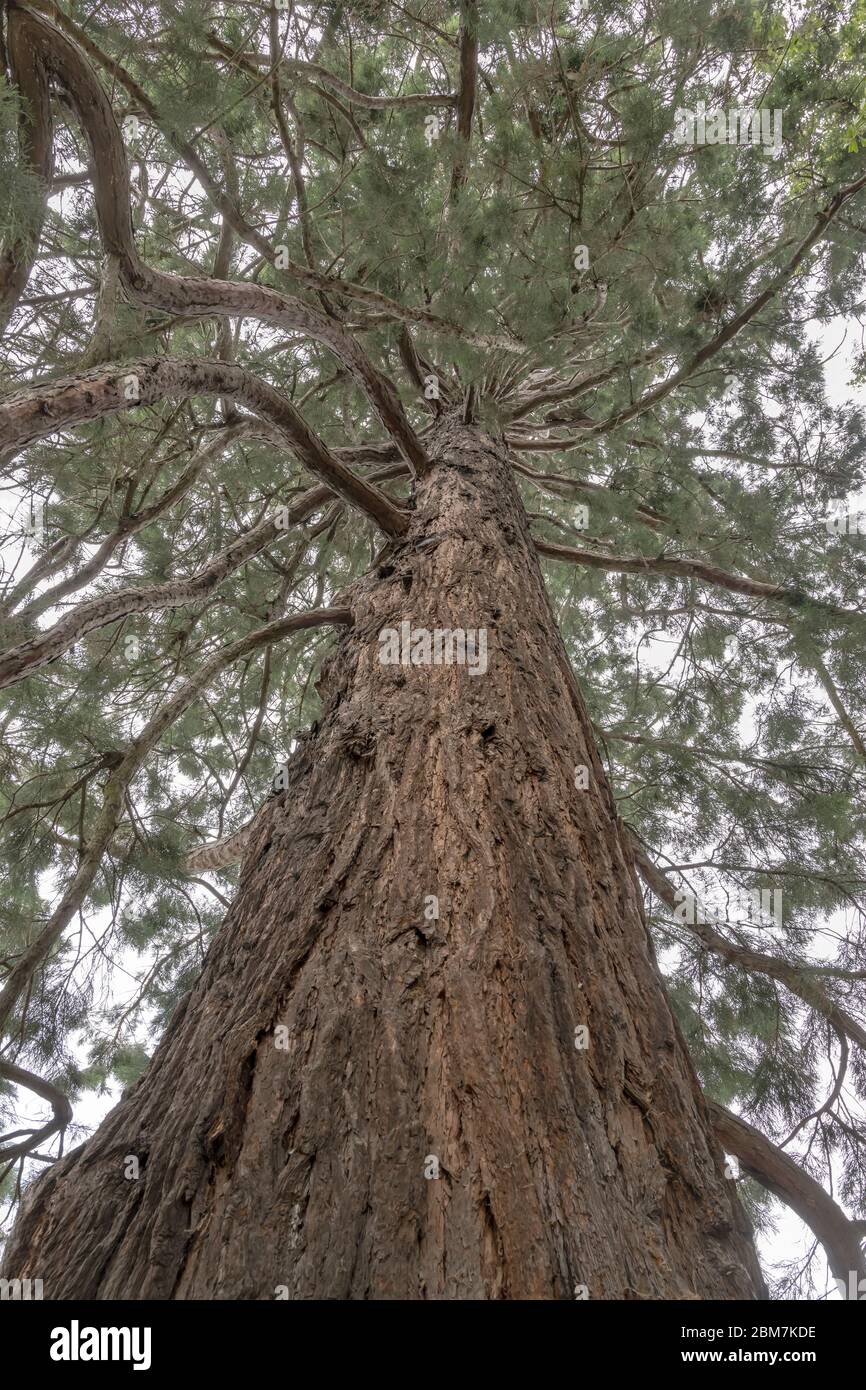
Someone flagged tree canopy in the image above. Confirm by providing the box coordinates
[2,0,866,1297]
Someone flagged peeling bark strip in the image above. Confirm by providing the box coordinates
[2,418,766,1299]
[6,5,427,474]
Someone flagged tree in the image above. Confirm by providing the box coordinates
[1,0,865,1300]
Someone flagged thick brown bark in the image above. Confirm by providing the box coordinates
[2,418,766,1299]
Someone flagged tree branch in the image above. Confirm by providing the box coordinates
[709,1101,866,1294]
[8,423,256,621]
[0,1057,72,1164]
[449,0,478,201]
[581,170,866,438]
[22,3,515,353]
[629,832,866,1054]
[0,407,400,690]
[536,536,860,624]
[9,4,429,473]
[0,605,351,1035]
[0,6,53,333]
[0,356,410,537]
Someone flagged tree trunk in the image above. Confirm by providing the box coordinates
[2,416,766,1300]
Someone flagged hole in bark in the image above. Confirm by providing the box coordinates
[401,572,413,593]
[377,563,395,579]
[480,723,496,741]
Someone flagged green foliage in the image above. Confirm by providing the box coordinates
[0,78,45,252]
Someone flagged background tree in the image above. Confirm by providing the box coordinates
[1,0,865,1299]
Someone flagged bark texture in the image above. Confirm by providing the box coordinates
[2,418,766,1299]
